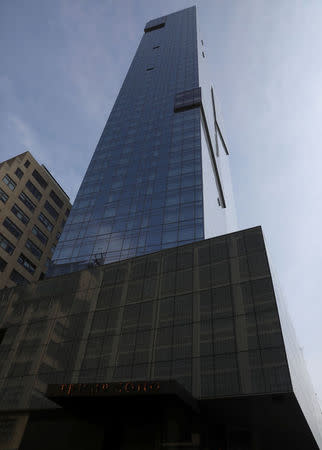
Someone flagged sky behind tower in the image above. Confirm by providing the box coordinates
[1,0,322,407]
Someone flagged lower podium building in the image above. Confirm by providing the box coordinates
[0,227,321,449]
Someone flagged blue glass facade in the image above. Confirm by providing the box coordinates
[50,7,235,276]
[1,7,321,449]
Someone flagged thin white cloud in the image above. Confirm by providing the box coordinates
[7,114,36,150]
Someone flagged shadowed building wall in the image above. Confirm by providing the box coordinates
[0,228,320,448]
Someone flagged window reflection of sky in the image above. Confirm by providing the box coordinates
[52,8,205,273]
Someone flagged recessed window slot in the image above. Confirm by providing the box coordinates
[0,329,7,344]
[144,22,165,33]
[146,67,154,71]
[153,46,160,49]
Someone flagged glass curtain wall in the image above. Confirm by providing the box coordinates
[51,8,205,276]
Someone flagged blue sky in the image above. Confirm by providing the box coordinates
[1,0,322,405]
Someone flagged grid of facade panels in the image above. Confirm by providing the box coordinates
[51,7,204,274]
[0,227,292,413]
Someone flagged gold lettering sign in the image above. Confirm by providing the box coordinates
[57,382,161,396]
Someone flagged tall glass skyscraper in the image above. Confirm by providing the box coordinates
[0,7,321,450]
[50,6,236,276]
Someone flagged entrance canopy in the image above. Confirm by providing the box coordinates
[46,380,200,415]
